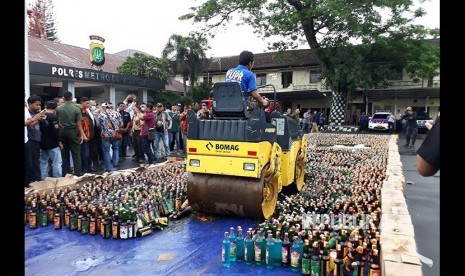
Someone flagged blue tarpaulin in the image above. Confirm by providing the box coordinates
[25,215,299,275]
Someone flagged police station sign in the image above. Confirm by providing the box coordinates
[29,61,165,90]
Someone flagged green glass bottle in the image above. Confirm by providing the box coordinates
[301,245,311,275]
[81,216,89,235]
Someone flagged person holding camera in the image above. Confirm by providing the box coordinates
[402,106,418,147]
[197,102,212,120]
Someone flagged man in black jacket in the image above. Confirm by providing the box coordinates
[39,101,62,179]
[402,106,418,147]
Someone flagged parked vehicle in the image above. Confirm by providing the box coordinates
[368,112,390,131]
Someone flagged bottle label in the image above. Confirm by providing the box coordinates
[254,244,261,262]
[302,258,310,275]
[311,259,321,276]
[54,216,61,229]
[369,266,381,276]
[65,214,70,228]
[282,248,288,263]
[291,251,299,267]
[100,222,105,237]
[244,247,248,261]
[89,221,96,234]
[230,242,236,257]
[29,213,37,229]
[112,224,118,238]
[222,246,225,262]
[120,225,128,239]
[266,248,269,264]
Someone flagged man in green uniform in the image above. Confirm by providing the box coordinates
[56,91,86,176]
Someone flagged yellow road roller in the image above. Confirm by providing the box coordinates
[185,82,308,219]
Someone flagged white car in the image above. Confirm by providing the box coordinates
[368,112,391,131]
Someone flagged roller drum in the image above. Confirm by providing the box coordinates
[187,172,265,218]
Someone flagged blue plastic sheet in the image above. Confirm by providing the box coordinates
[25,215,299,275]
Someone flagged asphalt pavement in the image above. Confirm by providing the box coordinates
[398,133,440,276]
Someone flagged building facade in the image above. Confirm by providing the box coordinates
[198,40,440,122]
[27,37,183,104]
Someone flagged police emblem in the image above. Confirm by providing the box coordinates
[89,35,106,66]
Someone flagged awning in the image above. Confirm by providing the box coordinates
[363,88,439,100]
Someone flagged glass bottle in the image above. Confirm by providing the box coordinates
[81,216,89,235]
[368,248,380,276]
[229,227,237,262]
[244,230,254,265]
[254,230,263,265]
[311,242,321,276]
[282,232,291,266]
[301,241,311,275]
[273,230,283,267]
[54,213,61,230]
[265,233,275,269]
[291,235,301,272]
[236,227,244,262]
[222,231,231,268]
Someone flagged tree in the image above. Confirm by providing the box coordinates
[27,0,59,41]
[43,0,59,42]
[162,34,209,96]
[181,0,439,125]
[117,52,172,83]
[191,82,213,104]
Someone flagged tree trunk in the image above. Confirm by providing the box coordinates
[329,90,347,126]
[182,78,187,97]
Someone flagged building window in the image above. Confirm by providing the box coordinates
[203,75,212,84]
[256,73,267,86]
[309,69,321,83]
[282,71,293,88]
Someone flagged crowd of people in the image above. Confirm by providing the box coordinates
[24,92,192,187]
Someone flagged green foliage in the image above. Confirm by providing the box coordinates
[191,82,213,104]
[148,90,181,105]
[147,91,194,107]
[117,53,172,84]
[162,34,210,95]
[182,0,439,93]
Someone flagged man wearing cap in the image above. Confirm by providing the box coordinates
[402,106,418,147]
[197,102,212,120]
[225,50,269,109]
[39,101,62,179]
